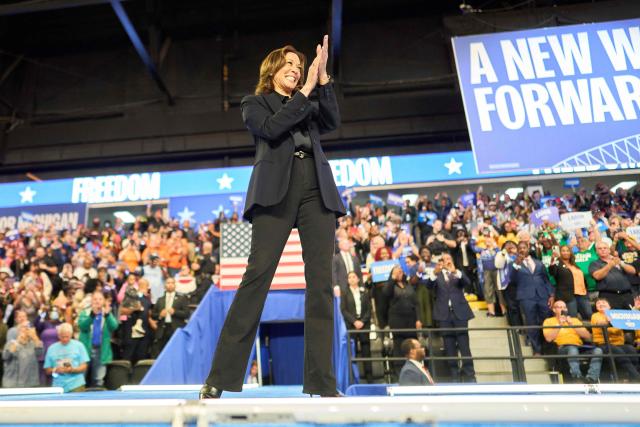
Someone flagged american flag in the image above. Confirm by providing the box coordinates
[219,223,306,290]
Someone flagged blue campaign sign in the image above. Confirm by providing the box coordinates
[452,19,640,174]
[0,203,86,230]
[369,259,400,283]
[606,310,640,330]
[564,178,581,188]
[169,193,246,225]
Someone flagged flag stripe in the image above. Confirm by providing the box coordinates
[220,223,306,290]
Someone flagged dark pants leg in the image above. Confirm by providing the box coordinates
[206,157,336,393]
[356,332,372,379]
[520,298,550,354]
[439,313,475,381]
[296,158,338,394]
[504,284,523,328]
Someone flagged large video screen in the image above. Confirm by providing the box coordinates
[452,18,640,174]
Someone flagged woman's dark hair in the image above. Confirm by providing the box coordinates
[559,244,576,266]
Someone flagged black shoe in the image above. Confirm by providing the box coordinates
[199,384,223,399]
[320,391,344,397]
[583,376,599,385]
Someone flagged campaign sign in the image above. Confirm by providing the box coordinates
[529,207,560,226]
[460,193,476,208]
[606,310,640,330]
[370,259,400,283]
[626,226,640,243]
[561,212,592,230]
[0,203,86,230]
[452,19,640,174]
[387,192,404,207]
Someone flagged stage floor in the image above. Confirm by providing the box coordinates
[1,384,640,426]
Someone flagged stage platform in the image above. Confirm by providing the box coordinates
[1,384,640,426]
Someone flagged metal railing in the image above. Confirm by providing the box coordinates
[345,324,631,384]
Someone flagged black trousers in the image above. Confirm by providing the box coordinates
[438,312,476,381]
[205,156,337,394]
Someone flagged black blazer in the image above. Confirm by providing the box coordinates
[332,252,363,291]
[340,286,371,328]
[151,292,189,330]
[548,262,578,303]
[240,84,346,222]
[426,270,474,321]
[382,280,421,328]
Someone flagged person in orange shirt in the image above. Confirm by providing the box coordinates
[166,233,187,276]
[118,242,141,273]
[543,300,602,383]
[591,298,640,381]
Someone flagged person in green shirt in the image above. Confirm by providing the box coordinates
[574,235,599,297]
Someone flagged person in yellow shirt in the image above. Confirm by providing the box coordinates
[543,300,602,383]
[591,298,640,381]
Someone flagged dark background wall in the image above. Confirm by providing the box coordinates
[0,0,637,182]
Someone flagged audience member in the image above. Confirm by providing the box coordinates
[44,323,89,392]
[543,300,602,383]
[398,338,434,386]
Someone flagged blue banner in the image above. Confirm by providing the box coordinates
[606,310,640,330]
[169,193,245,224]
[370,259,400,283]
[529,207,560,226]
[0,203,86,230]
[452,19,640,174]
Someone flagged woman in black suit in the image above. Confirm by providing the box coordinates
[383,265,422,376]
[427,253,476,382]
[200,36,346,399]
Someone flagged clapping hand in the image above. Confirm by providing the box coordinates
[317,35,330,85]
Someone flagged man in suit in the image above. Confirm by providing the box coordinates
[509,241,555,355]
[398,338,434,386]
[340,271,372,382]
[201,38,346,399]
[150,278,189,358]
[333,238,363,294]
[427,253,476,382]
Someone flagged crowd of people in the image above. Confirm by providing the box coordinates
[0,207,219,390]
[335,184,640,383]
[1,182,640,389]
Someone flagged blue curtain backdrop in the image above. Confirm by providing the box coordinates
[141,287,351,392]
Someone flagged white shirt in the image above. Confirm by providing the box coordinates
[349,286,362,318]
[341,251,354,273]
[409,359,434,384]
[164,292,175,323]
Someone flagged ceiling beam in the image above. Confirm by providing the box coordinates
[110,0,174,105]
[0,0,129,16]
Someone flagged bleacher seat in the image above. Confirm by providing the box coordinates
[130,359,155,385]
[105,360,132,390]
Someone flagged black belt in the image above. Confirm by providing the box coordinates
[293,150,313,159]
[599,289,631,295]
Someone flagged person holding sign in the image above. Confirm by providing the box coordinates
[590,298,640,382]
[200,36,346,399]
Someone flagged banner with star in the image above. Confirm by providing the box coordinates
[169,193,246,225]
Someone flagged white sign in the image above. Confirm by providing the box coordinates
[627,226,640,243]
[330,157,393,187]
[72,173,161,204]
[561,212,592,230]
